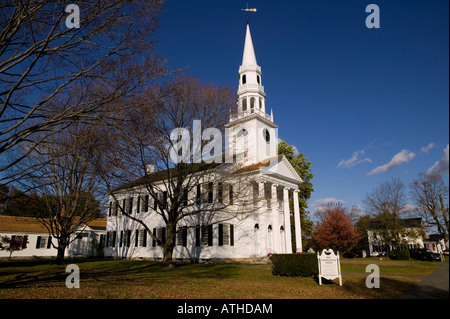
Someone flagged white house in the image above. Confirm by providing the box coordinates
[105,24,304,263]
[367,217,426,256]
[0,215,106,259]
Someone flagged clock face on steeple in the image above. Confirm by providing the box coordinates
[263,128,270,143]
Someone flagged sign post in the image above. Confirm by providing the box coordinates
[317,249,342,286]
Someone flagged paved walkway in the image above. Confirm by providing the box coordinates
[394,262,449,299]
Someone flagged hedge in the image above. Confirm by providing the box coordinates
[388,250,410,260]
[270,253,319,277]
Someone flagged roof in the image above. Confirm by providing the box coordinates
[242,23,257,66]
[0,215,107,233]
[368,217,423,230]
[113,162,219,192]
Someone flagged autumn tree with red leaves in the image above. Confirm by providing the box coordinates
[312,204,360,252]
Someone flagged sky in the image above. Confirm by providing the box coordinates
[154,0,449,218]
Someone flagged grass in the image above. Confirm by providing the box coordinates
[0,257,443,299]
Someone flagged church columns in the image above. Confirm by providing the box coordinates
[293,189,303,252]
[271,183,280,253]
[283,187,293,253]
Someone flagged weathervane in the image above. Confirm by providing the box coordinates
[242,3,257,24]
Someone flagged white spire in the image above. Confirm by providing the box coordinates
[242,24,257,67]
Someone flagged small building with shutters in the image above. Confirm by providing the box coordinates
[0,215,106,259]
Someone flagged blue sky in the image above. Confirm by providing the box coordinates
[154,0,449,216]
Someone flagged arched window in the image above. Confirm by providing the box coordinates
[242,98,247,111]
[250,97,255,109]
[242,74,246,84]
[257,75,260,84]
[259,98,262,109]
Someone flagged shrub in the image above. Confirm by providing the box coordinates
[270,253,319,277]
[389,250,410,260]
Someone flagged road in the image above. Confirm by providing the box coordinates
[394,262,449,299]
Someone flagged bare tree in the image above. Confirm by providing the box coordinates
[105,75,262,268]
[22,122,114,264]
[363,178,421,249]
[410,173,449,246]
[0,0,167,185]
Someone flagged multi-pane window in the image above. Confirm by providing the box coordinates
[176,227,187,247]
[218,224,234,246]
[135,229,147,247]
[35,236,51,249]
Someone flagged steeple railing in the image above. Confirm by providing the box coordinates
[229,107,273,123]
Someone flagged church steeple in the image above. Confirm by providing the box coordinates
[242,24,257,67]
[232,23,271,122]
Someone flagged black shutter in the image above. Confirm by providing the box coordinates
[136,196,141,214]
[152,228,156,247]
[127,230,131,247]
[218,224,223,246]
[195,225,200,247]
[182,227,187,247]
[230,225,234,246]
[208,225,213,246]
[112,231,116,247]
[106,232,110,247]
[36,236,41,249]
[22,235,28,249]
[119,231,123,247]
[47,236,52,249]
[135,230,139,247]
[143,230,147,247]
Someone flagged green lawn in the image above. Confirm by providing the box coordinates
[0,257,442,299]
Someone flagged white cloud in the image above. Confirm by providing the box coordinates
[310,198,345,214]
[426,144,449,176]
[421,142,436,153]
[367,149,416,176]
[292,145,300,157]
[338,149,372,168]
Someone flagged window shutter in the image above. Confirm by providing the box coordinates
[127,230,131,247]
[208,225,213,246]
[136,196,141,214]
[183,227,187,247]
[135,230,139,247]
[112,231,116,247]
[230,225,234,246]
[119,231,123,247]
[144,195,149,212]
[143,229,147,247]
[47,236,52,249]
[106,232,110,247]
[22,235,28,249]
[152,228,157,247]
[218,224,223,246]
[36,236,41,249]
[195,225,200,247]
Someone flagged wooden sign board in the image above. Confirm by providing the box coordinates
[317,249,342,286]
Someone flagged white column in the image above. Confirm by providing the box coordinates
[271,184,280,253]
[283,187,292,253]
[293,190,303,252]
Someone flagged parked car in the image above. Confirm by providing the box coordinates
[343,252,358,258]
[409,248,441,261]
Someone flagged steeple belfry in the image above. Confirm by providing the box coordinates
[232,23,271,122]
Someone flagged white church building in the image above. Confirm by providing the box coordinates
[105,24,304,263]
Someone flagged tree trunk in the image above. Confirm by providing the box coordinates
[56,238,67,264]
[162,222,176,268]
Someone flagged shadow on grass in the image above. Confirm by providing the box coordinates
[0,259,240,289]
